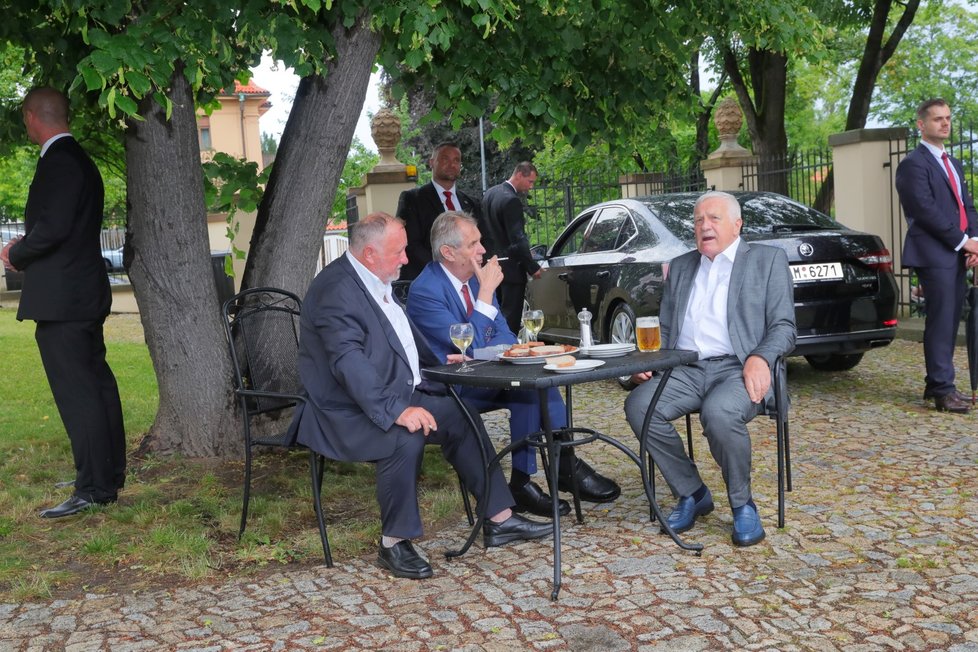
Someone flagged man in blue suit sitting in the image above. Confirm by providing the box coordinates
[407,211,620,515]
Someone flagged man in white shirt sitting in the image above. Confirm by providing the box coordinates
[623,191,795,547]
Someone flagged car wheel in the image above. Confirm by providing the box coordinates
[804,352,864,372]
[608,303,637,388]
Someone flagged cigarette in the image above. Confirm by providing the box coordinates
[495,257,509,262]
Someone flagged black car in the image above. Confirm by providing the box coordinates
[526,191,898,372]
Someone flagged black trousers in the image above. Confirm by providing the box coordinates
[35,319,126,503]
[375,389,513,539]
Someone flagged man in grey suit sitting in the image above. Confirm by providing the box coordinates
[624,191,795,547]
[290,212,550,580]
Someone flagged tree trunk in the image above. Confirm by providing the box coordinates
[126,67,238,457]
[815,0,919,213]
[243,14,381,297]
[722,45,789,194]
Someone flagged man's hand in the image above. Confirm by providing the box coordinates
[743,355,771,404]
[1,236,21,271]
[630,371,652,385]
[473,255,504,302]
[963,238,978,256]
[446,353,468,364]
[531,269,542,279]
[967,253,978,269]
[396,406,438,436]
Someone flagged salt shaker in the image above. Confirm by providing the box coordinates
[577,307,593,349]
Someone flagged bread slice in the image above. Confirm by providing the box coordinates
[529,345,567,356]
[549,355,577,368]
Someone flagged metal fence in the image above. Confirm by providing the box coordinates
[741,147,833,209]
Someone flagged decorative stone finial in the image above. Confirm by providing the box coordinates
[709,97,751,158]
[370,107,404,171]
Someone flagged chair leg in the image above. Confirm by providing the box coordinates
[783,420,792,492]
[684,413,694,461]
[239,445,254,540]
[647,451,657,523]
[458,474,474,526]
[309,452,333,567]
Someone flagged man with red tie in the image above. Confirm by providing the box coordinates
[408,211,621,514]
[896,98,978,413]
[396,141,482,281]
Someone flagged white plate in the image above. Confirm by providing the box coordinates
[497,347,579,364]
[580,343,636,358]
[544,359,606,373]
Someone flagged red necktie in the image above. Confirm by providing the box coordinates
[443,190,456,211]
[942,152,968,232]
[461,283,474,317]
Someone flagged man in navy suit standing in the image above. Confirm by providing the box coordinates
[896,98,978,414]
[481,162,542,334]
[289,212,550,579]
[408,211,621,515]
[396,141,482,281]
[1,87,126,518]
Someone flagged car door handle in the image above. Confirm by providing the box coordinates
[596,270,610,278]
[558,272,570,281]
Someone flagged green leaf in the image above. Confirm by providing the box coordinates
[80,66,105,92]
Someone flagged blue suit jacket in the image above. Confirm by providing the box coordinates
[896,144,978,270]
[406,261,517,362]
[289,254,444,462]
[662,241,796,369]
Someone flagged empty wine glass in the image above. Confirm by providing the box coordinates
[522,309,544,343]
[449,322,475,373]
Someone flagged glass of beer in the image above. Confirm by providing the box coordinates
[636,316,661,352]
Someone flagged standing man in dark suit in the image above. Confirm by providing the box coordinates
[407,211,621,514]
[624,192,795,547]
[396,141,481,281]
[0,87,126,518]
[289,212,550,579]
[896,98,978,414]
[481,162,541,334]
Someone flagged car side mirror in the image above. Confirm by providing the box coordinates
[530,244,547,261]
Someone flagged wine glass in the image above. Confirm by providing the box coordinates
[522,309,544,343]
[449,322,475,373]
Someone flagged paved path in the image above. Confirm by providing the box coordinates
[3,339,978,651]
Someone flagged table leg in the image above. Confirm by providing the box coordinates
[538,388,563,601]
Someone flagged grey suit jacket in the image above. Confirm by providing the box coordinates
[289,254,444,462]
[661,240,796,369]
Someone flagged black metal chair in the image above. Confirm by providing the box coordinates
[648,356,792,528]
[222,287,331,564]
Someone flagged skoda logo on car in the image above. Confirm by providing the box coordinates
[799,243,814,257]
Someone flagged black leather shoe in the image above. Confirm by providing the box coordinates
[377,540,433,579]
[557,457,621,503]
[483,514,552,548]
[39,495,112,518]
[924,388,970,402]
[935,393,971,414]
[510,480,570,517]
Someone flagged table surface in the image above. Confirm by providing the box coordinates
[422,349,699,389]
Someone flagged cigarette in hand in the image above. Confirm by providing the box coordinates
[495,257,508,262]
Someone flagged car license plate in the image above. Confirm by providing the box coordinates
[790,262,843,283]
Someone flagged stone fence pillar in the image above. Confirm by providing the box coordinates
[349,107,416,223]
[700,97,755,192]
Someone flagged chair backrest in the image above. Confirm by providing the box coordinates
[222,287,304,416]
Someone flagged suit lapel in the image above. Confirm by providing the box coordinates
[339,257,412,370]
[671,253,699,342]
[726,241,751,349]
[434,264,468,320]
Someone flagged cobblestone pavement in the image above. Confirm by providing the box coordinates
[3,339,978,651]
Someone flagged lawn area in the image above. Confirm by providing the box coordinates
[0,307,461,602]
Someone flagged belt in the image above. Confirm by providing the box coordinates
[701,354,737,362]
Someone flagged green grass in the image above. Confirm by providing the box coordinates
[0,307,463,601]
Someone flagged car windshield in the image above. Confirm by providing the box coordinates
[641,193,841,240]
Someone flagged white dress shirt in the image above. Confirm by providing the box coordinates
[40,132,71,157]
[675,237,740,359]
[432,181,460,212]
[346,251,421,386]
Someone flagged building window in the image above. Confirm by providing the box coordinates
[200,127,212,150]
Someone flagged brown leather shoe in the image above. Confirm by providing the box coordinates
[923,388,971,403]
[934,393,971,414]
